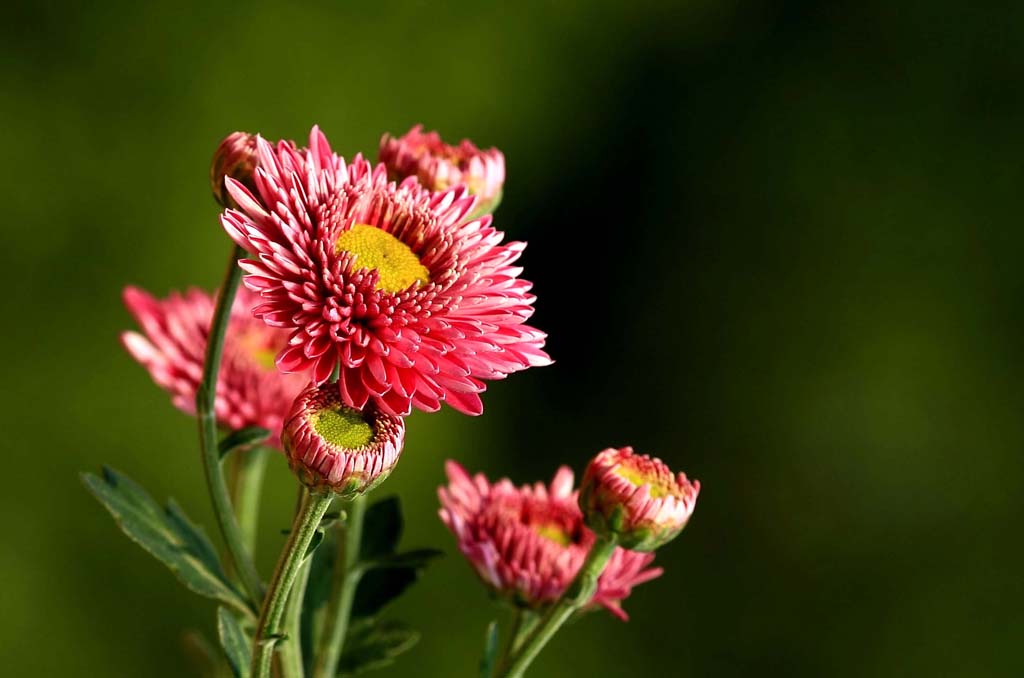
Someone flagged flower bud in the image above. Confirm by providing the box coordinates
[379,125,505,215]
[282,383,405,497]
[210,131,259,208]
[579,447,700,552]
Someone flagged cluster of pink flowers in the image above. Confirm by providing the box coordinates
[120,124,700,643]
[439,461,663,620]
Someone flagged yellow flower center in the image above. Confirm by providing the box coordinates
[534,523,571,546]
[336,224,430,293]
[252,348,278,371]
[614,466,668,498]
[312,406,374,449]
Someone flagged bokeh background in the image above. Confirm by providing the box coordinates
[3,1,1022,676]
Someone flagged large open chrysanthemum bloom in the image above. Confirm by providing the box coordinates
[121,286,307,448]
[220,126,550,416]
[438,461,663,620]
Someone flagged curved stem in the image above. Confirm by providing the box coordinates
[197,244,263,607]
[501,536,618,678]
[251,491,333,678]
[228,446,270,554]
[313,494,367,678]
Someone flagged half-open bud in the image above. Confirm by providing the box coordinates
[379,125,505,215]
[282,383,405,497]
[579,447,700,552]
[210,131,259,208]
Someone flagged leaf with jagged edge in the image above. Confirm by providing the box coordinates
[82,466,250,616]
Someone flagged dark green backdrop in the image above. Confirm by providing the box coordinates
[3,1,1021,676]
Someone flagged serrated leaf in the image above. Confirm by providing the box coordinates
[82,467,249,615]
[338,620,420,677]
[217,607,252,678]
[218,426,271,458]
[360,496,402,561]
[479,620,499,678]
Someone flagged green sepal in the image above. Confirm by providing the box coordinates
[218,426,271,458]
[478,620,500,678]
[337,619,420,677]
[82,466,251,616]
[217,607,252,678]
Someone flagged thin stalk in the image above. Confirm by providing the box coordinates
[492,608,527,676]
[196,244,263,607]
[228,446,270,553]
[251,491,333,678]
[312,494,367,678]
[279,487,317,678]
[501,536,618,678]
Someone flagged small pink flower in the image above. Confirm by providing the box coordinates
[220,126,550,418]
[579,447,700,552]
[282,383,405,497]
[379,125,505,213]
[121,286,306,448]
[438,461,663,621]
[210,131,259,208]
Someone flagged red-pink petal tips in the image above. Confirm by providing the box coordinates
[579,447,700,552]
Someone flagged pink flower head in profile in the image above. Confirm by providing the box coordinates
[579,447,700,552]
[282,383,405,497]
[438,461,663,620]
[210,131,259,208]
[220,126,550,417]
[121,286,307,448]
[379,125,505,214]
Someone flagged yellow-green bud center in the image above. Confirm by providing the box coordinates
[534,523,572,546]
[614,466,668,498]
[312,406,374,449]
[336,224,430,293]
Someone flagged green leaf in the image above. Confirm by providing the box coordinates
[362,548,443,570]
[304,528,325,563]
[359,496,402,561]
[82,467,249,615]
[479,620,499,678]
[338,620,420,677]
[302,528,339,664]
[218,426,271,458]
[217,607,252,678]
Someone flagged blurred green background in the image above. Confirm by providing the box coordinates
[3,0,1022,675]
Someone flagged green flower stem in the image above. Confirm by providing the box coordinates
[493,607,532,676]
[196,244,264,608]
[501,535,618,678]
[279,488,316,678]
[251,491,334,678]
[228,446,270,553]
[312,494,367,678]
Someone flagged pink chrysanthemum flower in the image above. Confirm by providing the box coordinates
[282,383,405,497]
[438,461,663,621]
[220,126,550,417]
[379,125,506,214]
[210,131,259,209]
[579,447,700,552]
[121,286,307,448]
